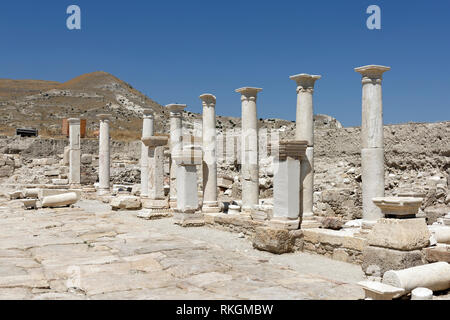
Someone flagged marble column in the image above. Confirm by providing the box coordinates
[97,114,111,195]
[140,108,154,198]
[173,143,204,227]
[355,65,390,228]
[68,118,81,187]
[235,87,262,213]
[139,136,170,219]
[270,140,308,230]
[167,104,186,209]
[200,94,221,213]
[289,74,321,218]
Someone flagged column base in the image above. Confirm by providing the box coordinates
[97,188,110,196]
[169,199,177,209]
[302,212,314,219]
[137,209,172,220]
[269,218,300,230]
[202,202,221,213]
[142,198,169,210]
[173,211,205,227]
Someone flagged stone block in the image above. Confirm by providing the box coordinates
[22,199,37,210]
[173,212,205,227]
[81,154,93,164]
[358,280,405,300]
[137,209,172,220]
[52,179,69,186]
[367,218,430,251]
[252,227,302,254]
[44,169,60,177]
[362,246,425,276]
[218,176,233,188]
[424,245,450,263]
[8,191,24,200]
[0,166,14,177]
[429,226,450,244]
[110,196,142,210]
[321,217,344,230]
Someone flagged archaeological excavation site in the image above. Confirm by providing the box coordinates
[0,66,449,301]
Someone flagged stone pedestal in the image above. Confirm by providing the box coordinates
[290,74,321,218]
[173,144,204,227]
[235,87,262,214]
[139,136,169,219]
[362,218,430,276]
[270,140,307,230]
[140,108,154,198]
[68,118,81,187]
[355,65,390,228]
[167,104,186,209]
[97,114,111,195]
[200,94,221,213]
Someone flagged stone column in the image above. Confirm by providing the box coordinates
[68,118,81,187]
[270,140,308,230]
[200,94,221,213]
[173,143,204,227]
[97,114,111,195]
[167,104,186,209]
[139,136,170,219]
[140,108,154,198]
[235,87,262,213]
[355,65,390,228]
[289,74,321,218]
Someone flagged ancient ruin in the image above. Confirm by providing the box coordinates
[0,67,448,301]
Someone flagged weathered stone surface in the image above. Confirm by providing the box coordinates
[358,280,405,300]
[362,246,425,276]
[110,196,141,210]
[252,227,301,254]
[383,262,450,293]
[42,192,78,208]
[424,245,450,263]
[321,217,344,230]
[367,218,430,251]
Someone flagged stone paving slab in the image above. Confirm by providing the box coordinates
[0,198,366,300]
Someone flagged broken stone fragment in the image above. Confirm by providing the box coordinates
[321,216,344,230]
[110,196,142,210]
[42,192,78,208]
[8,191,24,200]
[358,280,405,300]
[382,262,450,293]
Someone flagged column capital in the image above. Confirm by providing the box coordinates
[97,114,111,121]
[141,136,168,148]
[289,74,321,93]
[272,140,308,161]
[355,65,391,84]
[142,108,154,118]
[235,87,262,102]
[67,118,80,124]
[199,94,216,107]
[166,104,186,117]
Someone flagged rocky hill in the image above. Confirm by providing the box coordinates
[0,72,342,140]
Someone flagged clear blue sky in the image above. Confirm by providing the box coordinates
[1,0,449,127]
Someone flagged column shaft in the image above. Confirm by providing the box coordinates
[68,118,81,186]
[355,65,390,227]
[200,94,220,212]
[236,87,262,213]
[98,115,111,193]
[290,74,321,218]
[141,111,154,197]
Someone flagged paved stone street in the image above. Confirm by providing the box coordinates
[0,199,365,300]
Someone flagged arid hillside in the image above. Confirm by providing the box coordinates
[0,72,342,141]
